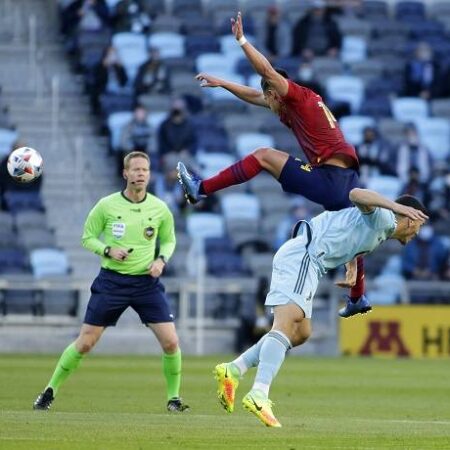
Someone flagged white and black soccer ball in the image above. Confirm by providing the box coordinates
[7,147,43,183]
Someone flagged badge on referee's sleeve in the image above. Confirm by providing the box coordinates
[143,226,155,240]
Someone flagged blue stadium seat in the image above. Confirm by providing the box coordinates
[220,193,261,220]
[186,213,225,239]
[206,251,244,276]
[148,32,186,59]
[99,93,134,118]
[367,175,402,200]
[0,128,18,157]
[181,14,214,36]
[272,57,301,78]
[30,248,70,279]
[150,14,182,34]
[196,129,230,153]
[19,229,56,251]
[341,36,367,64]
[391,97,429,123]
[196,152,235,178]
[339,116,376,146]
[0,229,16,248]
[107,111,133,152]
[395,1,426,21]
[185,35,220,57]
[0,248,28,274]
[172,0,203,16]
[235,132,275,158]
[3,290,40,315]
[3,191,44,213]
[415,118,450,161]
[408,20,445,40]
[360,96,391,118]
[196,53,232,75]
[14,211,48,230]
[326,75,365,113]
[0,212,14,232]
[362,0,389,19]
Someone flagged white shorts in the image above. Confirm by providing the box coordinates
[265,232,319,319]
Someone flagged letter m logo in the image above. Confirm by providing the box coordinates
[359,321,410,356]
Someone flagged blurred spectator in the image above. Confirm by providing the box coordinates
[134,48,168,95]
[60,0,109,36]
[258,6,292,58]
[111,0,151,33]
[404,42,444,100]
[158,99,197,171]
[291,0,342,60]
[428,162,450,221]
[90,45,128,111]
[400,168,430,208]
[294,61,324,97]
[357,126,394,184]
[120,104,152,154]
[402,225,448,280]
[396,123,433,185]
[274,198,311,250]
[235,277,271,353]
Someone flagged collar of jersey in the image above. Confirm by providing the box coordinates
[121,191,148,204]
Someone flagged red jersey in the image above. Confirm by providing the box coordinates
[278,80,359,167]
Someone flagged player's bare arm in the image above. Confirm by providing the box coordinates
[195,72,267,107]
[335,259,357,288]
[232,11,288,97]
[349,188,429,221]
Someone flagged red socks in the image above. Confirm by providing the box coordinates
[350,256,365,300]
[201,154,263,195]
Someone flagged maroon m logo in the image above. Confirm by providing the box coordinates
[359,321,410,356]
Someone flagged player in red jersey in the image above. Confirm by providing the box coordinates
[177,12,369,318]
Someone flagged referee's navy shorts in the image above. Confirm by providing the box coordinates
[278,156,360,211]
[84,268,173,327]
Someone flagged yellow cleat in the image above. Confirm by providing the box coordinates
[242,390,282,428]
[213,363,240,413]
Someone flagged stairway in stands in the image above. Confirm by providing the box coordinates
[0,0,120,280]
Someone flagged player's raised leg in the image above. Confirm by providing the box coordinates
[33,324,104,410]
[177,148,289,204]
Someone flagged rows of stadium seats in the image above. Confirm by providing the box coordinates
[57,0,450,287]
[0,92,71,282]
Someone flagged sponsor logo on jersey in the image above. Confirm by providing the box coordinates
[112,222,125,239]
[300,163,312,172]
[143,226,155,240]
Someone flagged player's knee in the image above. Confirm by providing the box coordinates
[252,147,274,166]
[75,335,98,354]
[292,325,312,346]
[161,336,179,353]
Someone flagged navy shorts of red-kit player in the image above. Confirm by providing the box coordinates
[278,156,360,211]
[84,268,173,327]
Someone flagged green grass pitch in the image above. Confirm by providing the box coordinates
[1,354,449,449]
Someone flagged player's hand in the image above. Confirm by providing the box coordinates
[392,204,429,222]
[195,73,222,88]
[231,11,244,40]
[335,260,357,288]
[109,248,131,261]
[148,258,165,278]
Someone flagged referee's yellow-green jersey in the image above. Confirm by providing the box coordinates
[81,192,176,275]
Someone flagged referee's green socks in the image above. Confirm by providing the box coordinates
[47,343,84,395]
[162,348,182,400]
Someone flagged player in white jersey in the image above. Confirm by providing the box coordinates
[213,188,428,427]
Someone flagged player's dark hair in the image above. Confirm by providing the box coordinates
[394,194,428,216]
[261,68,289,92]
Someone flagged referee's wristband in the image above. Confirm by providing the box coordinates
[158,255,167,265]
[238,36,247,46]
[103,246,111,258]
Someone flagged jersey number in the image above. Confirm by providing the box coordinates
[318,101,337,129]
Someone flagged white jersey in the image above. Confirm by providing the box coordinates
[309,206,397,273]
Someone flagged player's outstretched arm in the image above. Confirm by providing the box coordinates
[232,11,288,97]
[195,72,267,107]
[349,188,429,221]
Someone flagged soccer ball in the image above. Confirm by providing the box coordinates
[7,147,43,183]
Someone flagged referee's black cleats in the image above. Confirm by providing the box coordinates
[33,387,54,410]
[176,162,205,204]
[167,397,190,412]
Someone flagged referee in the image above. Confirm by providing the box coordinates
[33,151,189,412]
